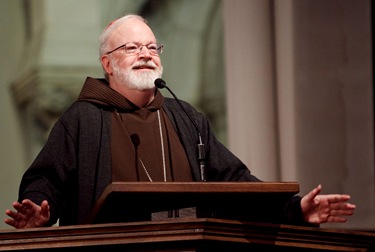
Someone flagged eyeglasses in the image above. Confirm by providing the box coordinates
[106,42,163,55]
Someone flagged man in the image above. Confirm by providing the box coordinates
[4,14,355,228]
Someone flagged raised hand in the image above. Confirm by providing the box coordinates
[4,199,50,229]
[301,184,356,224]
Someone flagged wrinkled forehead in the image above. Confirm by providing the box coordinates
[108,18,157,47]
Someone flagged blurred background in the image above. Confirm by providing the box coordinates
[0,0,373,230]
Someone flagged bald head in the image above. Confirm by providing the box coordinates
[99,14,149,58]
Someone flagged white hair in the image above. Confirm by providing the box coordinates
[99,14,147,58]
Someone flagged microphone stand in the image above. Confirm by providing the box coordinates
[155,78,206,181]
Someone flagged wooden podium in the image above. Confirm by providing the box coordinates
[1,182,374,251]
[88,182,300,224]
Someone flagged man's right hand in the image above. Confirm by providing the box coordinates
[4,199,50,229]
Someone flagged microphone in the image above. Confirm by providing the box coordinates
[130,134,140,148]
[154,78,206,181]
[130,134,140,180]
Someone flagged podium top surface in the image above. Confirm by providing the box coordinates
[89,182,300,224]
[103,181,300,194]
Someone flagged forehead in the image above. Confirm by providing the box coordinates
[109,18,157,46]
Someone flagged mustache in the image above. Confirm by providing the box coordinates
[132,61,157,69]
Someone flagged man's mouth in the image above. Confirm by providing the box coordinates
[133,64,155,70]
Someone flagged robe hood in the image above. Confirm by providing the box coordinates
[77,77,163,111]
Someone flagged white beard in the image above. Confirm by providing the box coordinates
[112,60,163,91]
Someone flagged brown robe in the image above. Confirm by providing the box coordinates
[110,90,193,182]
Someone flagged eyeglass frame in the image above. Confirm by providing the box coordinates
[105,42,163,56]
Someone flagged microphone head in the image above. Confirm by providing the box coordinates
[154,78,166,89]
[130,134,140,147]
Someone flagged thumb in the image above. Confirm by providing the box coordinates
[40,200,50,218]
[302,184,322,205]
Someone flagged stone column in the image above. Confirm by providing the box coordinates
[10,0,104,160]
[223,0,279,180]
[223,0,374,229]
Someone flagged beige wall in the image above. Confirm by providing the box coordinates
[224,0,374,229]
[0,0,31,230]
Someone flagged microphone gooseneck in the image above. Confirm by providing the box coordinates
[154,78,206,181]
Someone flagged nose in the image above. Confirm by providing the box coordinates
[138,45,152,59]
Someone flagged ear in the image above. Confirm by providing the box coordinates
[101,55,113,76]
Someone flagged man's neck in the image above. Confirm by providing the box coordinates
[112,85,155,108]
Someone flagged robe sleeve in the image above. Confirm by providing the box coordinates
[19,116,77,226]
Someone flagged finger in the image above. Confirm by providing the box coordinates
[327,194,351,204]
[305,184,322,202]
[329,209,355,216]
[22,199,37,209]
[330,202,356,211]
[19,199,40,215]
[345,203,356,209]
[5,209,18,219]
[4,218,16,227]
[326,198,356,214]
[12,202,24,212]
[14,204,29,215]
[327,215,348,223]
[40,200,50,218]
[41,200,49,208]
[329,202,347,210]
